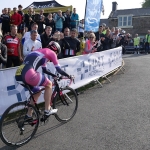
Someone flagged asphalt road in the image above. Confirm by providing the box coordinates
[1,54,150,150]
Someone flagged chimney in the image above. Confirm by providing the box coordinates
[112,2,118,11]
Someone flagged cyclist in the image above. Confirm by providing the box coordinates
[15,41,71,120]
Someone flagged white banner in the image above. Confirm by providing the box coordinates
[0,47,122,115]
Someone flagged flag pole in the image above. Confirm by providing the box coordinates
[84,0,88,31]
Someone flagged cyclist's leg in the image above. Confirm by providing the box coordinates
[41,78,58,115]
[24,68,56,115]
[27,86,41,116]
[44,82,52,111]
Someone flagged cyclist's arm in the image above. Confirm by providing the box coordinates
[45,50,70,78]
[55,66,70,78]
[42,66,57,77]
[42,65,70,78]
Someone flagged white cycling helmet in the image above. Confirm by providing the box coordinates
[47,41,61,54]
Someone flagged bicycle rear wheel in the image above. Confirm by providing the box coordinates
[0,101,39,147]
[53,87,78,122]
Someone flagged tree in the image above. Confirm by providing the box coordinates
[142,0,150,8]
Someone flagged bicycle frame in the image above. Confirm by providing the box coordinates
[23,76,73,113]
[50,76,73,106]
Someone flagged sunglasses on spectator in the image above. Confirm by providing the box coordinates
[90,37,94,38]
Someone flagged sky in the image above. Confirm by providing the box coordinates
[0,0,144,19]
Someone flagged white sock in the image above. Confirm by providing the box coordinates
[44,110,50,113]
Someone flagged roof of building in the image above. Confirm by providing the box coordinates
[100,18,109,27]
[109,7,150,18]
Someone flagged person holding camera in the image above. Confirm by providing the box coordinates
[111,28,120,48]
[24,7,35,32]
[54,10,65,32]
[103,29,112,50]
[83,33,98,54]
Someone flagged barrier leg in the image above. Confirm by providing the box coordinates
[117,66,125,74]
[94,79,103,87]
[122,66,125,71]
[102,75,111,83]
[64,93,73,102]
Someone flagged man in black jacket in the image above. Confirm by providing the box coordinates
[40,26,52,48]
[1,8,10,35]
[35,9,45,34]
[63,10,71,31]
[95,26,105,41]
[0,35,7,68]
[61,28,80,58]
[24,7,35,32]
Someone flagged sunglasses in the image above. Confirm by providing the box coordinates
[90,37,94,39]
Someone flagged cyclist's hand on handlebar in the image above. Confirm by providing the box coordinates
[68,75,74,79]
[68,75,75,84]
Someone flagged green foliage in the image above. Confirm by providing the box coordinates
[142,0,150,8]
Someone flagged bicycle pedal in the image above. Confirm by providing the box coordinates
[40,115,49,122]
[40,115,49,125]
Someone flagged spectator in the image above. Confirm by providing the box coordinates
[61,28,80,58]
[78,19,84,39]
[0,10,3,35]
[63,10,71,30]
[110,27,115,36]
[35,9,45,34]
[52,13,56,19]
[1,8,10,35]
[41,26,52,48]
[22,23,41,45]
[70,8,79,29]
[54,10,65,32]
[103,29,112,50]
[133,34,140,54]
[0,35,7,68]
[140,38,145,51]
[145,30,150,54]
[63,27,70,37]
[101,23,106,35]
[45,13,55,34]
[10,7,22,26]
[84,33,97,54]
[111,28,120,48]
[8,8,11,17]
[24,7,35,32]
[18,5,25,34]
[50,31,61,42]
[23,30,42,57]
[4,25,22,68]
[95,26,105,41]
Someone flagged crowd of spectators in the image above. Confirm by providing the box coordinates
[0,4,150,69]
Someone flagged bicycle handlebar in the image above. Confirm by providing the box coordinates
[53,75,75,86]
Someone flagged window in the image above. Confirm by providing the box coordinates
[118,16,132,27]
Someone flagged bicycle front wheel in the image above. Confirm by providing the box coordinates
[0,101,39,147]
[53,87,78,122]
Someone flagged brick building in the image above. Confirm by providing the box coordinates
[101,2,150,37]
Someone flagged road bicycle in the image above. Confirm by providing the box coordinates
[0,74,78,147]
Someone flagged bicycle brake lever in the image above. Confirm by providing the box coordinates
[73,78,75,84]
